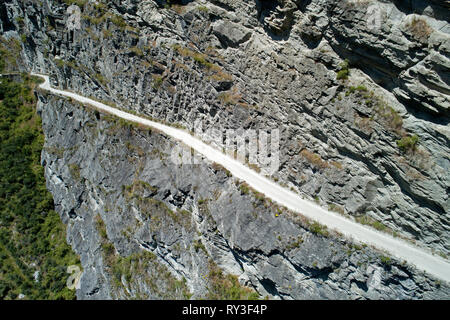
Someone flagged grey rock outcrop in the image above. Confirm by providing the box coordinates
[37,93,449,299]
[212,19,253,48]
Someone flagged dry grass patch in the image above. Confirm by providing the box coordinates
[300,149,329,170]
[407,17,433,42]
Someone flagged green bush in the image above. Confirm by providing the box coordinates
[336,59,350,80]
[336,69,349,80]
[152,75,163,90]
[207,260,259,300]
[380,256,392,266]
[110,14,127,29]
[309,221,329,237]
[0,37,21,73]
[355,215,387,232]
[193,239,208,254]
[396,135,419,153]
[239,183,250,195]
[0,75,80,299]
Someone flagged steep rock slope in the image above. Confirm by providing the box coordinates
[37,92,449,299]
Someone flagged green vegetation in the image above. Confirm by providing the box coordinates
[285,236,304,251]
[239,182,250,195]
[95,215,108,239]
[0,74,80,299]
[197,6,209,13]
[328,203,346,216]
[112,251,191,298]
[374,102,403,134]
[0,37,22,73]
[346,85,368,95]
[95,214,191,299]
[122,182,192,231]
[94,72,108,87]
[355,215,388,232]
[152,75,164,90]
[309,221,329,237]
[216,86,254,109]
[123,180,157,200]
[172,44,216,70]
[110,14,127,29]
[129,46,144,57]
[211,162,232,177]
[380,255,392,266]
[396,134,419,153]
[53,57,110,89]
[345,84,404,136]
[172,44,233,83]
[207,260,259,300]
[79,2,133,32]
[193,239,208,255]
[102,29,113,38]
[15,17,25,27]
[336,59,350,80]
[68,163,81,181]
[237,182,265,206]
[164,1,186,14]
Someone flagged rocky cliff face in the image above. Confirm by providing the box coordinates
[1,0,449,299]
[37,92,449,299]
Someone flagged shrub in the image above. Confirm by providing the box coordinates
[95,215,108,239]
[309,221,329,237]
[396,135,419,153]
[193,239,208,254]
[110,14,127,29]
[212,162,232,177]
[68,163,81,181]
[94,73,108,86]
[239,183,250,195]
[102,29,112,38]
[355,215,387,232]
[346,84,405,136]
[285,236,304,250]
[336,69,349,80]
[129,46,144,57]
[0,74,80,299]
[347,85,368,95]
[152,75,163,90]
[336,59,350,80]
[380,256,391,266]
[15,17,25,26]
[328,203,345,215]
[207,260,259,300]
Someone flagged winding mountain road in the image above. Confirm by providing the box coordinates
[32,73,450,283]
